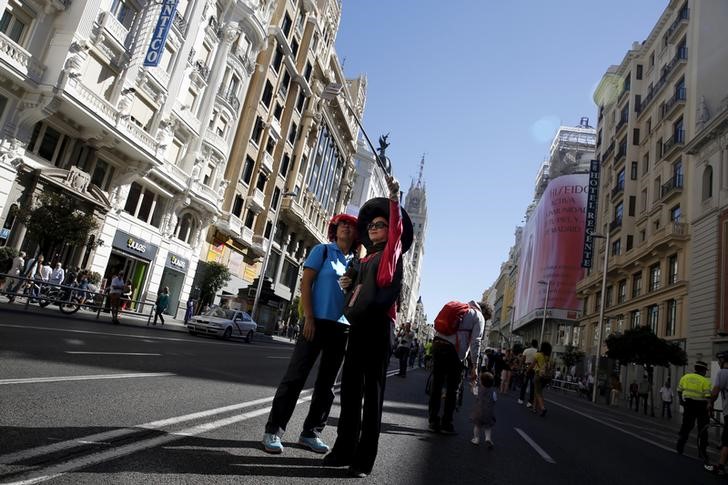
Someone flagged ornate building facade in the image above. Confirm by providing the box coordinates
[399,156,427,326]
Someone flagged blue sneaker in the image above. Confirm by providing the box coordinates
[262,433,283,454]
[298,435,329,454]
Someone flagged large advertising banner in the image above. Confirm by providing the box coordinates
[513,173,589,331]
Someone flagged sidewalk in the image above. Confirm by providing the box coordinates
[0,299,286,344]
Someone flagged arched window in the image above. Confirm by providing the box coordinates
[702,165,713,201]
[175,213,196,244]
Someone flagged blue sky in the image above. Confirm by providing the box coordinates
[335,0,666,318]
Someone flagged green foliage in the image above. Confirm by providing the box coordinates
[606,326,687,368]
[562,345,585,369]
[20,192,98,256]
[0,246,19,273]
[198,261,231,305]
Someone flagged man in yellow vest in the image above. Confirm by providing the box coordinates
[676,360,712,461]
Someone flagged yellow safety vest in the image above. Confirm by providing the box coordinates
[677,373,711,400]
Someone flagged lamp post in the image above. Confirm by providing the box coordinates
[537,280,550,346]
[591,230,611,403]
[250,190,298,324]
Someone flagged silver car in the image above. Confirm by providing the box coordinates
[187,307,258,342]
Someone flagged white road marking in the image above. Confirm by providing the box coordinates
[63,339,84,345]
[548,400,677,453]
[266,356,291,359]
[64,351,162,356]
[5,395,315,485]
[514,427,556,464]
[0,373,174,385]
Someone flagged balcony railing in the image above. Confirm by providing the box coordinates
[611,183,625,198]
[0,32,46,83]
[602,141,615,162]
[609,218,623,232]
[661,87,686,120]
[615,146,627,164]
[638,47,688,115]
[666,8,689,42]
[173,10,187,34]
[247,189,265,213]
[660,175,684,199]
[662,129,685,156]
[615,116,628,134]
[99,11,130,48]
[217,89,241,112]
[193,60,210,82]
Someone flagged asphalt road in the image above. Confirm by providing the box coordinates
[0,310,722,484]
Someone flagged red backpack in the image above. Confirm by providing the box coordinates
[434,301,470,335]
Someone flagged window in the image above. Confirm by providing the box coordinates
[611,238,621,256]
[594,292,601,313]
[251,117,264,145]
[633,128,640,145]
[631,161,638,180]
[640,188,648,213]
[632,272,642,298]
[304,62,313,82]
[110,0,138,29]
[670,205,681,223]
[666,299,677,337]
[244,209,255,229]
[280,153,290,177]
[91,159,115,190]
[617,169,625,190]
[634,95,641,112]
[673,117,685,144]
[656,137,663,159]
[291,38,299,58]
[265,136,275,155]
[82,54,117,101]
[262,81,274,107]
[642,152,649,174]
[271,48,283,72]
[281,13,292,37]
[161,43,176,73]
[123,182,163,227]
[628,196,636,217]
[1,2,32,45]
[271,187,281,211]
[273,103,283,120]
[703,165,714,200]
[256,173,267,192]
[606,286,613,307]
[618,280,627,304]
[202,163,214,186]
[37,126,61,162]
[626,235,634,251]
[636,64,643,79]
[214,115,228,137]
[232,195,244,217]
[288,122,297,145]
[295,91,306,112]
[614,201,623,223]
[668,254,678,284]
[175,213,196,244]
[241,156,254,185]
[649,263,661,291]
[279,70,291,98]
[129,96,156,132]
[648,305,659,334]
[631,310,641,328]
[264,220,272,239]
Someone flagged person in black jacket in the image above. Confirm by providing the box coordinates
[323,175,413,478]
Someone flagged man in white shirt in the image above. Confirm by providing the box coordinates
[519,339,539,407]
[49,262,65,286]
[428,300,490,434]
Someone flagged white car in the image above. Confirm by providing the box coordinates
[187,307,257,342]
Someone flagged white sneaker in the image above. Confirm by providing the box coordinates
[470,437,480,445]
[526,402,533,408]
[517,399,524,405]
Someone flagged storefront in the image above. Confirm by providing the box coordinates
[104,230,159,307]
[159,252,188,317]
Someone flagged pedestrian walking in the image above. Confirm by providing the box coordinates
[519,339,539,407]
[470,371,497,448]
[706,351,728,476]
[500,349,514,394]
[531,342,552,417]
[427,300,490,434]
[2,250,25,297]
[184,299,195,324]
[395,322,414,377]
[609,374,622,406]
[153,287,169,325]
[629,380,639,411]
[49,262,65,286]
[660,382,674,419]
[324,176,412,478]
[409,339,419,368]
[676,360,712,461]
[108,271,125,324]
[261,213,359,456]
[638,377,650,414]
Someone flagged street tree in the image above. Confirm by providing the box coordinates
[197,261,231,307]
[606,326,687,416]
[20,192,98,259]
[562,344,585,372]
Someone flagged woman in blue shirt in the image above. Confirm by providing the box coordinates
[262,213,359,455]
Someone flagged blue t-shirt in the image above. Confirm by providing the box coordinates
[304,242,352,324]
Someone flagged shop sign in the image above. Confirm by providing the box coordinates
[112,230,158,261]
[165,252,189,272]
[143,0,179,67]
[581,159,601,268]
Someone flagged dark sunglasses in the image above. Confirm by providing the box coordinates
[367,221,388,230]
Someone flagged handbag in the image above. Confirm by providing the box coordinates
[344,253,402,324]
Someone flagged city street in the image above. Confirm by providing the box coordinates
[0,310,721,484]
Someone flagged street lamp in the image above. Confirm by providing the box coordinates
[537,280,550,346]
[590,230,611,404]
[250,190,298,324]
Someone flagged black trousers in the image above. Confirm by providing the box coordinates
[265,319,349,438]
[398,348,409,376]
[520,370,535,403]
[677,399,709,458]
[428,339,464,427]
[330,316,392,474]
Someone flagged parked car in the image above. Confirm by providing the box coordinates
[187,307,257,342]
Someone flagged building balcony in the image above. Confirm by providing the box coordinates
[611,183,625,200]
[637,48,688,117]
[662,130,685,158]
[99,11,130,49]
[189,181,220,211]
[216,88,241,113]
[247,189,266,213]
[241,225,254,247]
[615,116,628,136]
[615,147,627,165]
[609,218,623,233]
[601,141,615,162]
[262,152,275,173]
[666,8,689,43]
[270,25,293,57]
[251,234,269,258]
[0,32,46,84]
[660,175,684,200]
[217,212,243,237]
[203,129,229,158]
[172,10,187,35]
[268,118,282,141]
[660,87,686,121]
[192,60,210,83]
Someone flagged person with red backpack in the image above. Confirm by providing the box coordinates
[428,299,491,434]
